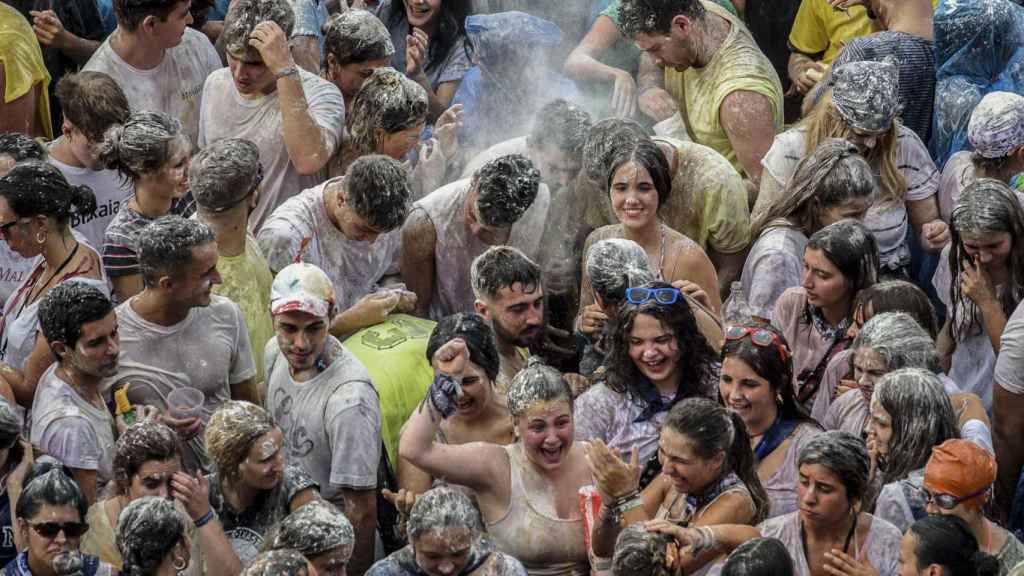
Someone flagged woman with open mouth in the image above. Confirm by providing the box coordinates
[586,397,768,576]
[718,321,822,519]
[401,339,592,576]
[575,280,719,489]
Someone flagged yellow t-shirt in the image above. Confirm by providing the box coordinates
[789,0,873,64]
[0,3,52,138]
[344,314,437,465]
[663,1,783,177]
[212,235,274,398]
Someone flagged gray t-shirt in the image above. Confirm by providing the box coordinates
[996,300,1024,395]
[101,294,256,470]
[741,226,808,321]
[30,364,116,488]
[47,147,133,252]
[265,336,381,499]
[198,66,345,232]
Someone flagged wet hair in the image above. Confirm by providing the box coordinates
[473,154,542,228]
[605,281,718,400]
[802,219,879,323]
[269,500,354,557]
[803,95,905,204]
[407,485,484,542]
[586,238,655,306]
[16,462,87,522]
[720,321,811,423]
[798,431,870,503]
[612,522,674,576]
[97,111,188,182]
[606,137,673,210]
[426,314,501,383]
[0,160,97,225]
[54,72,131,143]
[852,280,938,340]
[347,68,428,158]
[244,550,313,576]
[0,132,46,163]
[581,118,649,184]
[722,537,795,576]
[189,138,263,214]
[221,0,295,61]
[470,245,541,301]
[619,0,707,35]
[323,10,394,65]
[113,421,183,495]
[117,496,187,576]
[506,357,573,418]
[871,368,959,486]
[137,216,216,288]
[343,154,411,232]
[0,398,19,452]
[909,515,1002,576]
[205,401,276,485]
[852,312,941,379]
[38,281,114,349]
[113,0,187,30]
[663,398,769,523]
[383,0,471,78]
[948,178,1024,341]
[528,99,593,159]
[753,139,878,237]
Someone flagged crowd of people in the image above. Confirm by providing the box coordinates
[1,0,1024,574]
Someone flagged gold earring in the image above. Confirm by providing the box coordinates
[172,556,187,571]
[35,231,46,245]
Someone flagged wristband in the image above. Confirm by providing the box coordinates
[690,526,717,554]
[428,374,460,418]
[275,66,299,80]
[194,510,215,528]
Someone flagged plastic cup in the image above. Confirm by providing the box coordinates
[578,485,602,553]
[167,387,205,420]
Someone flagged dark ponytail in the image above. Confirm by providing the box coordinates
[0,160,96,226]
[663,398,769,523]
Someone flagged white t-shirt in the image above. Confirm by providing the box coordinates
[83,27,221,145]
[100,294,256,469]
[199,67,345,232]
[256,180,401,313]
[0,247,39,308]
[996,300,1024,395]
[47,143,133,250]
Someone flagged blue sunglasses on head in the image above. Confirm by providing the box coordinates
[625,287,681,305]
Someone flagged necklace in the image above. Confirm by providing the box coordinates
[24,241,80,310]
[800,513,858,567]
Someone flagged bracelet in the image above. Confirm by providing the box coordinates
[275,65,299,80]
[690,525,717,555]
[194,510,215,528]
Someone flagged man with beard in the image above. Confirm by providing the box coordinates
[265,262,380,576]
[470,246,545,392]
[30,282,120,505]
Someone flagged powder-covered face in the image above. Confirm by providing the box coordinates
[960,231,1013,270]
[867,399,893,458]
[627,314,681,390]
[65,310,120,378]
[413,528,472,576]
[481,282,544,349]
[610,161,659,231]
[145,139,191,200]
[529,143,581,192]
[127,457,182,500]
[657,427,723,495]
[718,357,776,434]
[517,399,573,472]
[634,29,693,72]
[22,504,83,570]
[376,123,426,161]
[150,0,193,50]
[309,544,353,576]
[330,57,392,99]
[797,463,853,527]
[228,52,277,97]
[172,242,221,309]
[454,361,493,419]
[853,347,887,403]
[239,428,285,491]
[801,247,852,313]
[274,310,331,379]
[335,188,386,244]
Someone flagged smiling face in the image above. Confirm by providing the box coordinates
[657,427,723,494]
[718,357,777,435]
[960,231,1013,271]
[610,160,659,231]
[170,242,221,308]
[413,528,473,576]
[454,361,494,419]
[517,399,573,472]
[797,463,852,527]
[140,138,190,200]
[801,247,852,312]
[403,0,443,29]
[628,313,681,390]
[238,428,285,491]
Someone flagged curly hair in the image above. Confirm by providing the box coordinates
[347,67,428,159]
[605,281,718,400]
[113,421,182,495]
[117,496,187,576]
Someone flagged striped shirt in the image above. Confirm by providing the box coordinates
[101,195,196,279]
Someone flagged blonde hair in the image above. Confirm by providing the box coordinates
[802,91,905,204]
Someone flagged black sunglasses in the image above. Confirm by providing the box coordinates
[29,522,88,539]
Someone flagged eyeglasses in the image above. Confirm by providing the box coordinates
[626,287,681,305]
[725,326,790,362]
[923,487,989,511]
[28,522,88,539]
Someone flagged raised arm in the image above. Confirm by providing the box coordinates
[400,208,437,318]
[564,16,636,118]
